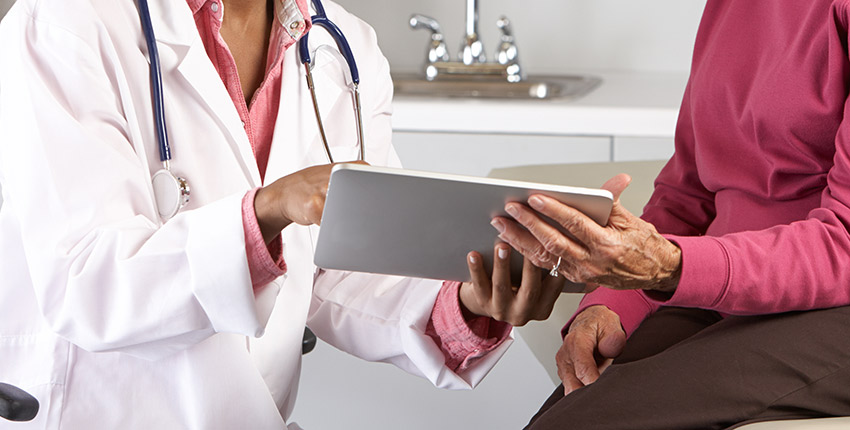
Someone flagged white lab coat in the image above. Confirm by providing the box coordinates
[0,0,512,428]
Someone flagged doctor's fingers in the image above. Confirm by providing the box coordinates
[492,216,557,270]
[516,258,565,322]
[466,251,493,302]
[489,244,516,322]
[464,245,514,322]
[535,269,568,320]
[265,163,334,226]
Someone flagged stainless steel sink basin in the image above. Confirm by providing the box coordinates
[391,73,602,100]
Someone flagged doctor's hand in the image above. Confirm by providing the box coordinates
[458,243,565,326]
[254,162,367,243]
[557,305,625,395]
[494,174,682,294]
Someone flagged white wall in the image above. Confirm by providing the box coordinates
[335,0,707,75]
[0,0,707,73]
[0,0,13,20]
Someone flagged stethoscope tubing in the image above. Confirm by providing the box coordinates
[298,0,365,164]
[298,16,360,86]
[137,0,171,165]
[136,0,365,219]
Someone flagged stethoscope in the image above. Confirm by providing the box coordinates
[137,0,364,220]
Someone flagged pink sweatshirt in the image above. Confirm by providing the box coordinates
[574,0,850,337]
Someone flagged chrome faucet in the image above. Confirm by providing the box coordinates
[460,0,486,65]
[409,14,450,80]
[409,3,522,82]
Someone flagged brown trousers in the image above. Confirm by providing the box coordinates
[525,306,850,430]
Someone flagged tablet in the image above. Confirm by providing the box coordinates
[314,164,613,284]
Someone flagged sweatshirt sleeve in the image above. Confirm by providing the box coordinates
[564,83,718,335]
[644,203,850,315]
[636,9,850,315]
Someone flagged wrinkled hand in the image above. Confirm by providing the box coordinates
[557,305,626,395]
[459,243,565,326]
[255,162,367,243]
[493,174,682,293]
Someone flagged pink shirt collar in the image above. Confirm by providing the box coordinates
[185,0,311,41]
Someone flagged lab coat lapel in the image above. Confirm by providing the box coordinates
[146,0,262,188]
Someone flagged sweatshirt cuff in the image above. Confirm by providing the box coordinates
[242,188,287,288]
[562,288,657,339]
[641,235,731,310]
[426,281,512,372]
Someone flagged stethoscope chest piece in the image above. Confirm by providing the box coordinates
[152,169,190,220]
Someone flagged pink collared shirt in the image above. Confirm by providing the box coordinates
[187,0,508,371]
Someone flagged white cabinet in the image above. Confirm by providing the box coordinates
[613,136,675,161]
[392,131,612,177]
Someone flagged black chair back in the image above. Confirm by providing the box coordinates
[0,383,39,422]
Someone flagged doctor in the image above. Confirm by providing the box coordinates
[0,0,564,428]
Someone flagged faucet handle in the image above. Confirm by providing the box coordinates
[495,16,517,64]
[496,16,515,41]
[409,14,450,63]
[495,16,522,82]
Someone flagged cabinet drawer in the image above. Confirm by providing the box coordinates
[392,132,612,177]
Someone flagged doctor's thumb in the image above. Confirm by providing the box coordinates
[307,194,326,226]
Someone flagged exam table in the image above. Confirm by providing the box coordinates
[489,160,850,430]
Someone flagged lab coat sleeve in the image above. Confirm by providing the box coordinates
[305,11,511,389]
[308,272,512,390]
[0,11,267,359]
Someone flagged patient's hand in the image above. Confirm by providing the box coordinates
[458,243,565,326]
[494,174,682,294]
[557,305,626,395]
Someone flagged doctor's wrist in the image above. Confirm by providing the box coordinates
[458,282,488,321]
[254,186,293,244]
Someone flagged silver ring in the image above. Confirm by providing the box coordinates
[549,257,561,277]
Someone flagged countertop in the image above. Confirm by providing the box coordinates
[391,71,689,137]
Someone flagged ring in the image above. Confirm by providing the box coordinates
[549,257,561,277]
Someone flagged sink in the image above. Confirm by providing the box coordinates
[391,73,602,100]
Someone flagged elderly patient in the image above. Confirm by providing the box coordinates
[495,1,850,429]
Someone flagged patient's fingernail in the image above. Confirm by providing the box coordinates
[469,254,478,264]
[529,196,544,210]
[505,204,519,217]
[498,247,508,260]
[491,219,505,233]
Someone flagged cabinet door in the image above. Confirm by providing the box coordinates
[392,132,612,177]
[613,136,674,161]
